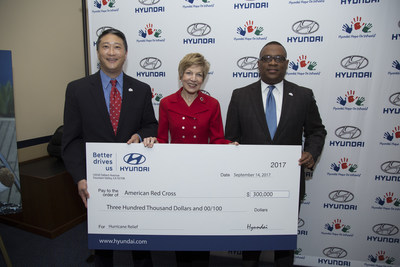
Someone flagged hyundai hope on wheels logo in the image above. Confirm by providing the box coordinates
[292,20,319,34]
[335,126,362,139]
[140,57,162,70]
[323,247,347,258]
[237,56,259,70]
[123,153,146,165]
[372,224,399,236]
[340,55,369,70]
[138,0,160,5]
[187,23,212,36]
[329,190,354,203]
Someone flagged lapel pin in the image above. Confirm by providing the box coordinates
[128,88,133,92]
[289,93,293,96]
[200,97,204,101]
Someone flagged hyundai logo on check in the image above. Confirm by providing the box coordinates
[124,153,146,165]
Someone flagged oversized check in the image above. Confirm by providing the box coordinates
[86,143,301,251]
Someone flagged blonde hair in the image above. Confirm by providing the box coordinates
[178,53,210,80]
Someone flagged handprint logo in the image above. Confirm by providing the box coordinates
[254,26,264,36]
[237,27,246,36]
[348,164,357,173]
[351,16,365,30]
[377,251,386,262]
[289,61,299,71]
[139,29,147,38]
[154,29,162,38]
[342,24,352,34]
[333,219,343,230]
[375,196,385,206]
[297,55,309,68]
[345,90,358,103]
[339,158,349,169]
[393,126,400,138]
[341,225,351,233]
[383,132,394,141]
[245,20,255,33]
[355,97,365,106]
[145,24,154,35]
[392,60,400,71]
[294,248,302,255]
[362,23,373,33]
[337,96,347,106]
[384,192,396,204]
[330,163,340,172]
[324,223,334,232]
[308,61,317,70]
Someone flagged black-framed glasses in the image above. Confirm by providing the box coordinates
[258,55,286,63]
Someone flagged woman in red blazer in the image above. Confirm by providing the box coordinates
[144,53,236,266]
[157,53,231,145]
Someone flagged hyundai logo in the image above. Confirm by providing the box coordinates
[292,20,320,35]
[334,126,362,139]
[372,223,399,236]
[140,57,162,70]
[298,218,305,228]
[96,26,114,37]
[380,161,400,174]
[340,55,369,70]
[323,247,347,259]
[389,92,400,106]
[123,153,146,165]
[329,190,354,203]
[237,56,259,70]
[201,89,210,96]
[138,0,161,5]
[187,23,212,37]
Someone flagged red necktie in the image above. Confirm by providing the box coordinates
[109,80,121,135]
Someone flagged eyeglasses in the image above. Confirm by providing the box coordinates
[258,55,286,63]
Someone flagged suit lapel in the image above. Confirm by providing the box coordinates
[250,81,269,138]
[276,80,295,137]
[89,72,115,136]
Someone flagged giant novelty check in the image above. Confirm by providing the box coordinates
[86,143,301,251]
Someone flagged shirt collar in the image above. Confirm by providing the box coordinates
[260,80,283,95]
[100,70,123,89]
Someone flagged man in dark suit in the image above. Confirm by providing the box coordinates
[225,41,326,267]
[62,28,157,267]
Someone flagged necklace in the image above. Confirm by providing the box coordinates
[181,92,197,104]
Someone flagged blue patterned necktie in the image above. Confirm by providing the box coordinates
[266,85,277,138]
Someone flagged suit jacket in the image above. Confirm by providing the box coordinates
[157,88,230,144]
[225,79,326,199]
[62,71,158,183]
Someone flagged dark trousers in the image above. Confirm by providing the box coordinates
[95,249,153,267]
[176,251,210,267]
[242,250,294,267]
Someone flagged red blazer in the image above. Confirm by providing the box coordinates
[157,88,230,144]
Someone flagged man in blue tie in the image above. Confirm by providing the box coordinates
[225,41,327,267]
